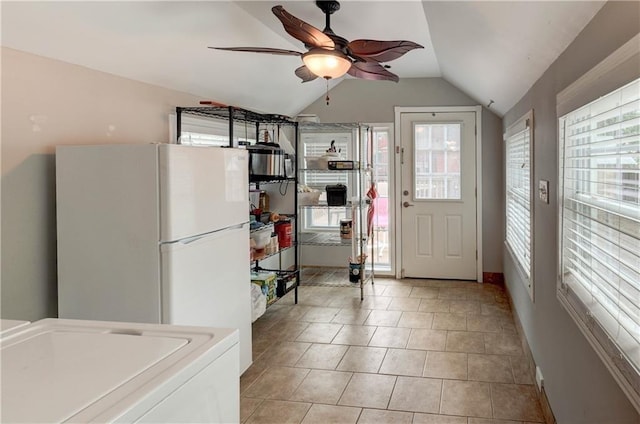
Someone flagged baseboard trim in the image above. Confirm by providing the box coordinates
[483,272,505,285]
[503,279,557,424]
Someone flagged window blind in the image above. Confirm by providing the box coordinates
[505,112,533,298]
[300,132,351,189]
[559,77,640,406]
[173,114,257,146]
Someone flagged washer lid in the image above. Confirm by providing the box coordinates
[1,327,187,423]
[0,319,30,336]
[1,319,238,423]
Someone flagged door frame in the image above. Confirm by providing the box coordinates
[393,106,483,282]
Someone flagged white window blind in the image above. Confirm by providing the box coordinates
[170,113,257,146]
[505,112,533,298]
[300,132,351,189]
[558,77,640,407]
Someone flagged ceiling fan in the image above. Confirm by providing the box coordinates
[209,1,423,83]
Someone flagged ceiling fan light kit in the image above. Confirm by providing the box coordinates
[302,48,351,79]
[210,0,423,84]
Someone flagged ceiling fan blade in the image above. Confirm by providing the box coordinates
[272,5,334,49]
[294,65,318,83]
[348,61,399,82]
[209,47,302,56]
[348,40,423,63]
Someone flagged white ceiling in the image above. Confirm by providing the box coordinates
[1,1,605,117]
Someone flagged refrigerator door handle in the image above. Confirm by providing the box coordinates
[172,223,249,245]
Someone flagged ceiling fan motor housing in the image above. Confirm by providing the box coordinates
[316,1,340,15]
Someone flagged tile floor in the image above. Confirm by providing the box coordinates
[242,272,544,424]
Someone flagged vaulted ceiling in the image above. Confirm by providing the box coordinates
[1,1,605,117]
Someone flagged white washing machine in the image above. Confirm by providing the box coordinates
[0,318,239,423]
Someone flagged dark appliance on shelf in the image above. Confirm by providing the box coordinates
[326,184,347,206]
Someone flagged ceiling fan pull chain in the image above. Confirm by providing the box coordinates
[325,78,330,105]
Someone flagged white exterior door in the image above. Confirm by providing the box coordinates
[399,110,478,280]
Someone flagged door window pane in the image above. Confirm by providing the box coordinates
[414,123,461,199]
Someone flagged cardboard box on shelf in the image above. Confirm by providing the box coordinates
[251,271,277,304]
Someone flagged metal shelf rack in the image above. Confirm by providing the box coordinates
[176,105,300,304]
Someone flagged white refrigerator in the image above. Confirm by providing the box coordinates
[56,144,252,373]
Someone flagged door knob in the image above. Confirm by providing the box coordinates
[403,201,414,208]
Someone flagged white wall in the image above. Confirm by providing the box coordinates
[302,78,505,274]
[1,47,205,321]
[502,2,640,422]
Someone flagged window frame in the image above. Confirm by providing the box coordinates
[556,33,640,412]
[504,111,534,300]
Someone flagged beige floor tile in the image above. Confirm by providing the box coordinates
[397,311,434,328]
[438,287,469,300]
[241,397,263,423]
[264,321,311,341]
[252,335,277,360]
[387,376,442,413]
[491,383,544,422]
[243,366,310,400]
[362,282,387,295]
[356,408,413,424]
[418,299,451,313]
[379,348,426,377]
[338,373,397,409]
[446,331,486,353]
[440,380,492,418]
[301,404,362,424]
[432,313,467,331]
[423,351,467,379]
[290,369,353,404]
[387,297,421,311]
[481,303,512,318]
[468,354,514,383]
[409,286,440,299]
[467,285,504,303]
[406,329,447,350]
[412,413,466,424]
[327,296,366,309]
[332,309,372,325]
[337,346,387,373]
[449,300,482,314]
[332,325,377,346]
[368,327,411,348]
[295,343,348,370]
[382,286,413,297]
[300,306,342,323]
[484,333,523,356]
[263,341,312,366]
[501,320,518,333]
[245,399,311,424]
[466,314,503,333]
[360,296,393,310]
[296,323,343,343]
[364,310,402,326]
[510,356,535,385]
[251,273,540,424]
[468,419,522,424]
[266,305,312,322]
[241,357,270,394]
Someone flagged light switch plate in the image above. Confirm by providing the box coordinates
[539,180,549,203]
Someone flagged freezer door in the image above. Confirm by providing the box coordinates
[161,223,252,374]
[159,145,248,242]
